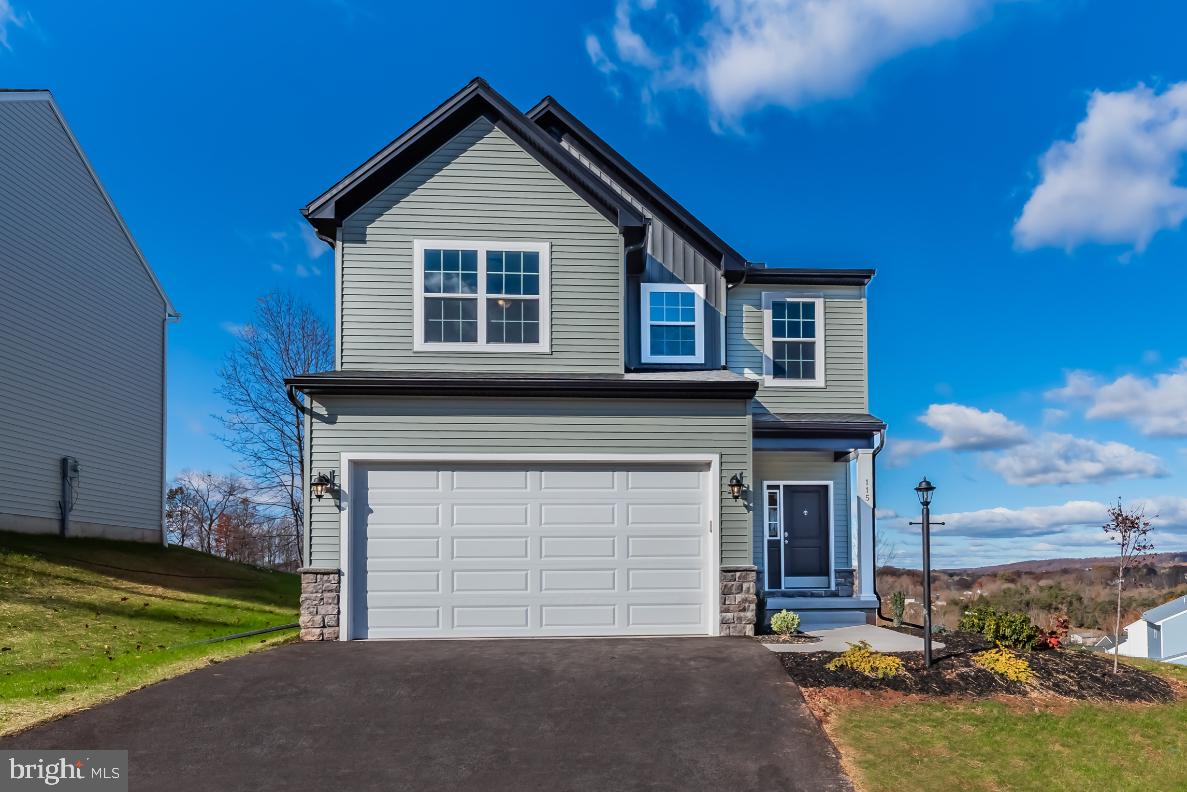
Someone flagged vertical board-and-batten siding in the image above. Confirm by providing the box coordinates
[340,117,623,372]
[727,284,868,413]
[753,452,852,572]
[0,96,166,539]
[306,397,753,567]
[558,137,726,369]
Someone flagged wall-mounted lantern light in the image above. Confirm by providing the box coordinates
[310,470,337,501]
[728,473,744,500]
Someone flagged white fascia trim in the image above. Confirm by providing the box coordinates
[411,239,551,353]
[640,282,706,364]
[335,452,721,641]
[761,292,824,388]
[761,479,836,592]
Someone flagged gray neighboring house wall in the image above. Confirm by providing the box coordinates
[0,90,177,542]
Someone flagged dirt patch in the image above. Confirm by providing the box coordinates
[780,629,1177,703]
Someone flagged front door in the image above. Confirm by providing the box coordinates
[781,485,830,589]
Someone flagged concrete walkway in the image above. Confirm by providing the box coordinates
[762,624,943,654]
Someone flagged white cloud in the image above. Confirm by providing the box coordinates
[0,1,28,51]
[1015,82,1187,252]
[985,432,1166,486]
[1049,361,1187,437]
[588,0,1001,125]
[875,507,900,520]
[919,403,1029,451]
[585,33,617,76]
[934,500,1108,538]
[220,321,249,338]
[1041,407,1067,426]
[298,221,329,259]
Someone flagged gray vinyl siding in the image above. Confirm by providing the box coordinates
[558,138,725,369]
[753,452,851,581]
[727,284,868,413]
[0,97,167,540]
[306,397,752,567]
[340,118,623,372]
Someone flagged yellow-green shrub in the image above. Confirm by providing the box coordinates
[825,641,905,679]
[770,609,801,635]
[972,646,1035,684]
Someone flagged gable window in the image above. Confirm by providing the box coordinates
[762,293,824,387]
[640,283,704,364]
[413,240,550,352]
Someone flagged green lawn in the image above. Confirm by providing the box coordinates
[0,531,298,735]
[831,657,1187,792]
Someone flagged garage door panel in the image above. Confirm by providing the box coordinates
[352,462,713,639]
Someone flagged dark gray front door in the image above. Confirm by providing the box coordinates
[781,485,829,588]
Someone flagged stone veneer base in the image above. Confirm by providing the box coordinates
[299,567,341,641]
[720,565,757,636]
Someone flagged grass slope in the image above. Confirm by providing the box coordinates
[0,531,298,735]
[830,658,1187,792]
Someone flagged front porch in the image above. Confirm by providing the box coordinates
[751,412,885,627]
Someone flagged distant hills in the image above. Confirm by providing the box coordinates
[943,552,1187,576]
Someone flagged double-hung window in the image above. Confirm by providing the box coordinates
[414,240,550,352]
[762,293,824,387]
[640,282,704,364]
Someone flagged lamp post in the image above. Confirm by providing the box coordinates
[910,477,944,669]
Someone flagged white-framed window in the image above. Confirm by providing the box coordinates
[762,292,825,387]
[413,240,551,352]
[640,282,704,364]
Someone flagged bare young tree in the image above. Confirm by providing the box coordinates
[1103,499,1155,672]
[169,471,246,554]
[215,292,333,565]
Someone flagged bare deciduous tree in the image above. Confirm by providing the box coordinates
[168,471,245,554]
[1103,499,1155,672]
[215,292,332,566]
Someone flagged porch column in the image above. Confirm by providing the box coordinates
[855,449,878,604]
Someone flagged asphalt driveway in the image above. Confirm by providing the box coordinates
[3,638,851,791]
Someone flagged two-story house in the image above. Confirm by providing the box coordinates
[288,78,885,641]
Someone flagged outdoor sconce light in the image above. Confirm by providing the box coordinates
[310,470,337,501]
[728,473,744,500]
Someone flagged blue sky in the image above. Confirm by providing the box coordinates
[4,0,1187,567]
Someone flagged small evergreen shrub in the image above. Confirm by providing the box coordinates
[972,646,1035,684]
[959,605,1040,650]
[770,609,801,635]
[889,591,906,627]
[825,641,905,679]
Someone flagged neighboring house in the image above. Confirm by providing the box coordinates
[288,78,884,641]
[0,90,177,542]
[1112,596,1187,665]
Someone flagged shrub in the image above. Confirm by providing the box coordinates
[770,609,801,635]
[959,604,1040,650]
[972,646,1035,684]
[889,591,906,627]
[825,641,905,679]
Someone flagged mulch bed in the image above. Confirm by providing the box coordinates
[753,632,821,645]
[778,628,1178,703]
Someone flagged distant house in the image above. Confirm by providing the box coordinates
[1112,596,1187,665]
[0,90,177,542]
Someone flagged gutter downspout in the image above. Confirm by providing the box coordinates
[161,312,181,546]
[869,428,924,629]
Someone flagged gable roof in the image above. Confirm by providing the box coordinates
[0,89,178,317]
[1143,596,1187,624]
[302,78,645,243]
[528,96,746,273]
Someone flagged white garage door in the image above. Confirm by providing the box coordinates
[346,462,715,639]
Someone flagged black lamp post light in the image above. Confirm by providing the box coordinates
[910,476,944,668]
[310,470,337,501]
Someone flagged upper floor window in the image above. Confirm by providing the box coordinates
[413,240,550,352]
[762,293,824,387]
[640,283,704,364]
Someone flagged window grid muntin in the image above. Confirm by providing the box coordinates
[766,297,822,383]
[641,283,702,363]
[648,324,695,357]
[486,297,540,344]
[418,242,547,348]
[772,340,816,381]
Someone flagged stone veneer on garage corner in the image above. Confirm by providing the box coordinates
[299,568,341,641]
[720,565,758,636]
